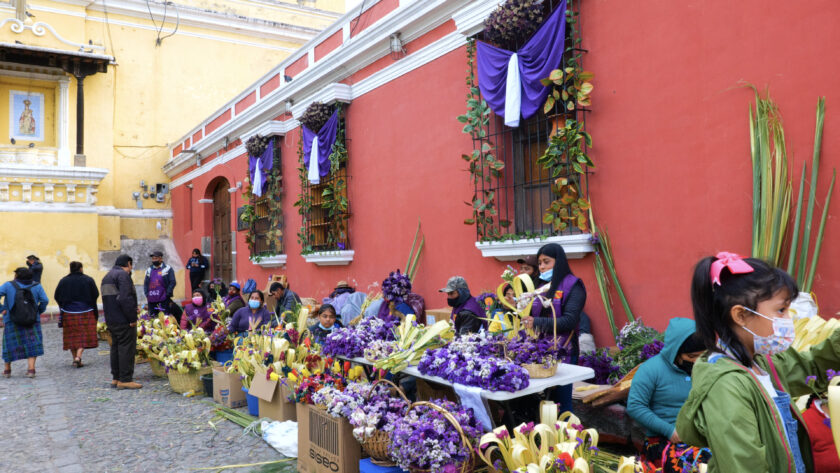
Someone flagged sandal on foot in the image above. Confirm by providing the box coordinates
[72,359,80,368]
[2,369,9,378]
[77,360,84,368]
[26,369,35,378]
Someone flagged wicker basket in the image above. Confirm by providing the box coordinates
[360,379,410,466]
[404,401,474,473]
[168,366,213,394]
[522,362,558,379]
[100,331,112,346]
[149,358,167,378]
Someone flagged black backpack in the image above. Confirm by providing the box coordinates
[10,282,38,327]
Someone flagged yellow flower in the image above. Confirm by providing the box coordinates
[485,297,494,306]
[288,373,298,383]
[489,321,502,333]
[269,372,280,381]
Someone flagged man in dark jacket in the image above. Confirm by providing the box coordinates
[26,255,43,283]
[102,254,141,389]
[440,276,484,335]
[269,281,301,319]
[143,250,176,314]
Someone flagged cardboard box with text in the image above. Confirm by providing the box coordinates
[297,403,360,473]
[212,366,247,408]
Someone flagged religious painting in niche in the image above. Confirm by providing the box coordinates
[10,90,44,142]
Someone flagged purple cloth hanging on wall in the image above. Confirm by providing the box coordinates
[476,0,567,126]
[302,110,339,183]
[248,138,274,197]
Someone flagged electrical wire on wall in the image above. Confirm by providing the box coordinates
[146,0,180,46]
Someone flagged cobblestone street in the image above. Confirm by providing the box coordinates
[0,323,295,473]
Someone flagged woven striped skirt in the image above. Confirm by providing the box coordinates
[62,310,98,351]
[2,319,44,362]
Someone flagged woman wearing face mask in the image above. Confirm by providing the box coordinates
[180,289,215,332]
[228,290,271,335]
[309,304,344,346]
[626,318,706,469]
[520,243,587,414]
[677,252,840,473]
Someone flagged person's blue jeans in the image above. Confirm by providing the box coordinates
[551,352,579,415]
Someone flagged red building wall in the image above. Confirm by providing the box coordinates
[171,0,840,346]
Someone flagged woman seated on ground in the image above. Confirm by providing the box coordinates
[228,290,271,335]
[309,304,344,346]
[627,318,707,469]
[180,289,215,332]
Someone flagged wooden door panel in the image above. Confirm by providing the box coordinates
[212,181,232,283]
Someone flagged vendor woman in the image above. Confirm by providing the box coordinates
[677,252,840,473]
[309,304,343,345]
[627,317,706,468]
[228,290,271,334]
[521,243,585,414]
[180,288,215,332]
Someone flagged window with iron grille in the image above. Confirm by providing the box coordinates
[296,109,350,253]
[250,138,284,257]
[465,0,591,242]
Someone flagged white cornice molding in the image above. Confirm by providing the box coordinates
[239,118,298,145]
[475,234,595,261]
[290,83,352,118]
[83,0,329,44]
[168,144,247,188]
[452,0,502,36]
[0,164,109,182]
[0,202,172,217]
[166,0,469,165]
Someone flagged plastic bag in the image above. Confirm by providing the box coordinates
[790,292,818,320]
[261,420,298,457]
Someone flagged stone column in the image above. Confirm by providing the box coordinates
[44,183,54,203]
[65,183,76,203]
[58,79,70,167]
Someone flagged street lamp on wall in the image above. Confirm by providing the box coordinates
[389,32,406,60]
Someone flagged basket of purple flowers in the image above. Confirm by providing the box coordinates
[352,379,410,465]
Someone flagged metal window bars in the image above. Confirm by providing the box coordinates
[251,138,284,256]
[470,0,590,241]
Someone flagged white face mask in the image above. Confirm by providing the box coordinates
[741,307,795,356]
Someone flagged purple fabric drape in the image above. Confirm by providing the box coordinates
[476,0,567,126]
[248,138,274,196]
[302,110,339,180]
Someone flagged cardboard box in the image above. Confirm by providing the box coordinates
[297,403,361,473]
[425,307,452,326]
[212,366,247,408]
[249,374,297,422]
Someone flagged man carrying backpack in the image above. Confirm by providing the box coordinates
[0,267,49,378]
[102,254,141,389]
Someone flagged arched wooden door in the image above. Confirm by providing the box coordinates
[212,180,232,283]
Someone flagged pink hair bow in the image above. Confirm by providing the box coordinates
[710,251,754,286]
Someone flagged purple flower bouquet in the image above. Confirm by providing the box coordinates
[505,331,565,369]
[389,399,483,473]
[418,346,529,392]
[348,382,409,442]
[321,314,399,358]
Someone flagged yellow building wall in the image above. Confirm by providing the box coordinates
[0,0,343,306]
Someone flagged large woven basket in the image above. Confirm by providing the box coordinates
[522,362,558,379]
[168,366,212,394]
[100,331,112,346]
[404,401,474,473]
[361,379,409,466]
[149,358,167,378]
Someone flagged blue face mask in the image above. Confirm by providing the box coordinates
[248,300,261,309]
[318,322,334,331]
[539,269,553,281]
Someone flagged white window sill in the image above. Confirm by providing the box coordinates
[302,250,354,266]
[250,254,287,268]
[475,234,594,261]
